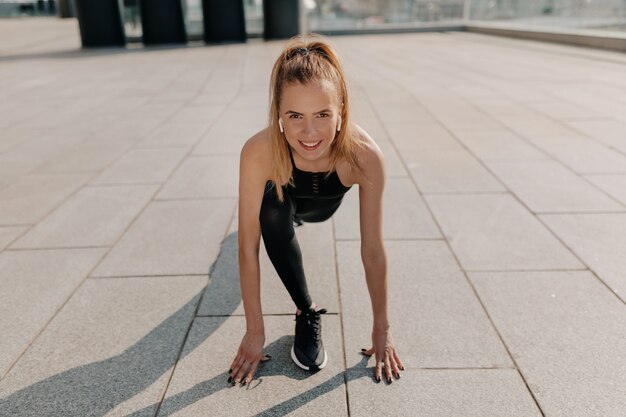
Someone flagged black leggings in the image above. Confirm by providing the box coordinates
[259,181,342,311]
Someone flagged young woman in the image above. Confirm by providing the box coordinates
[229,34,404,386]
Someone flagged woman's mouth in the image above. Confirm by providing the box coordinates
[299,140,322,151]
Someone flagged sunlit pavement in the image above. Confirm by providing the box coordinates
[1,17,626,417]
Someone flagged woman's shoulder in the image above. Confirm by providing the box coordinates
[240,127,273,177]
[351,123,384,173]
[242,127,271,155]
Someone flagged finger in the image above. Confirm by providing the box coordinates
[374,360,383,383]
[360,347,374,356]
[384,354,393,383]
[244,361,260,385]
[388,353,401,379]
[260,353,272,362]
[228,355,244,383]
[234,360,251,385]
[229,352,242,374]
[393,350,405,371]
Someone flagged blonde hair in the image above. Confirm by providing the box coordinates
[268,33,365,202]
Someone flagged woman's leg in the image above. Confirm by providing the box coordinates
[259,182,313,312]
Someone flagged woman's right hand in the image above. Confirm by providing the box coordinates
[228,330,271,385]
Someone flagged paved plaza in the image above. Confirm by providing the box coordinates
[1,17,626,417]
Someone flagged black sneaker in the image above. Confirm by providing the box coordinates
[291,307,328,371]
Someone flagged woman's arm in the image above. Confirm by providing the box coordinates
[229,131,272,385]
[356,128,404,383]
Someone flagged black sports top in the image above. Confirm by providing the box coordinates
[287,145,352,199]
[284,145,352,223]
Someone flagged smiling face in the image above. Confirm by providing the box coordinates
[279,79,341,163]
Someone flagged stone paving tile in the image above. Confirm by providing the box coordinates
[198,218,340,316]
[485,160,624,213]
[0,173,92,225]
[584,174,626,206]
[0,226,27,251]
[337,240,512,369]
[156,155,239,200]
[191,108,266,156]
[415,93,503,130]
[135,122,211,148]
[403,149,506,193]
[566,119,626,154]
[0,133,86,188]
[469,270,626,417]
[346,369,541,417]
[167,105,224,124]
[375,100,435,124]
[539,213,626,302]
[10,185,158,249]
[350,97,389,141]
[0,248,106,377]
[424,194,584,271]
[91,199,235,277]
[90,148,188,185]
[0,276,206,417]
[496,111,626,174]
[35,139,135,174]
[133,102,185,121]
[376,140,407,177]
[333,177,441,240]
[385,122,463,152]
[527,99,606,120]
[83,117,164,145]
[0,127,47,154]
[156,315,347,417]
[450,128,549,161]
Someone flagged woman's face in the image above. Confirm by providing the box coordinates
[279,79,341,162]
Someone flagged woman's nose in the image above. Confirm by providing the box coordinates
[302,119,317,135]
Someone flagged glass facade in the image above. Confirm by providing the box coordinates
[0,0,57,17]
[306,0,466,31]
[469,0,626,32]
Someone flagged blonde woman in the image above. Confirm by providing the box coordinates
[229,34,403,386]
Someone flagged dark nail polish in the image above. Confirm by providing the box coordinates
[228,368,232,373]
[400,365,405,371]
[266,354,272,358]
[361,348,366,351]
[396,373,401,379]
[376,376,381,383]
[227,377,233,383]
[242,380,247,386]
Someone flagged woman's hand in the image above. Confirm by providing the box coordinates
[228,330,271,385]
[361,328,404,383]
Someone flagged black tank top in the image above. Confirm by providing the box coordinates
[287,145,352,200]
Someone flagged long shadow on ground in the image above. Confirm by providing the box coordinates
[0,231,371,417]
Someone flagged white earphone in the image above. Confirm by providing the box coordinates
[278,116,341,133]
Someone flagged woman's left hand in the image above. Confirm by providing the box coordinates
[361,328,404,383]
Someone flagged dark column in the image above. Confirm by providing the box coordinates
[57,0,75,18]
[140,0,187,45]
[202,0,246,43]
[263,0,300,40]
[74,0,125,47]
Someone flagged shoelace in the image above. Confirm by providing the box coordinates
[304,308,327,343]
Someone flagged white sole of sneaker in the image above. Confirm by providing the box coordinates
[291,345,328,371]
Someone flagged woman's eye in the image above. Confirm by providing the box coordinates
[319,113,329,118]
[289,114,301,119]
